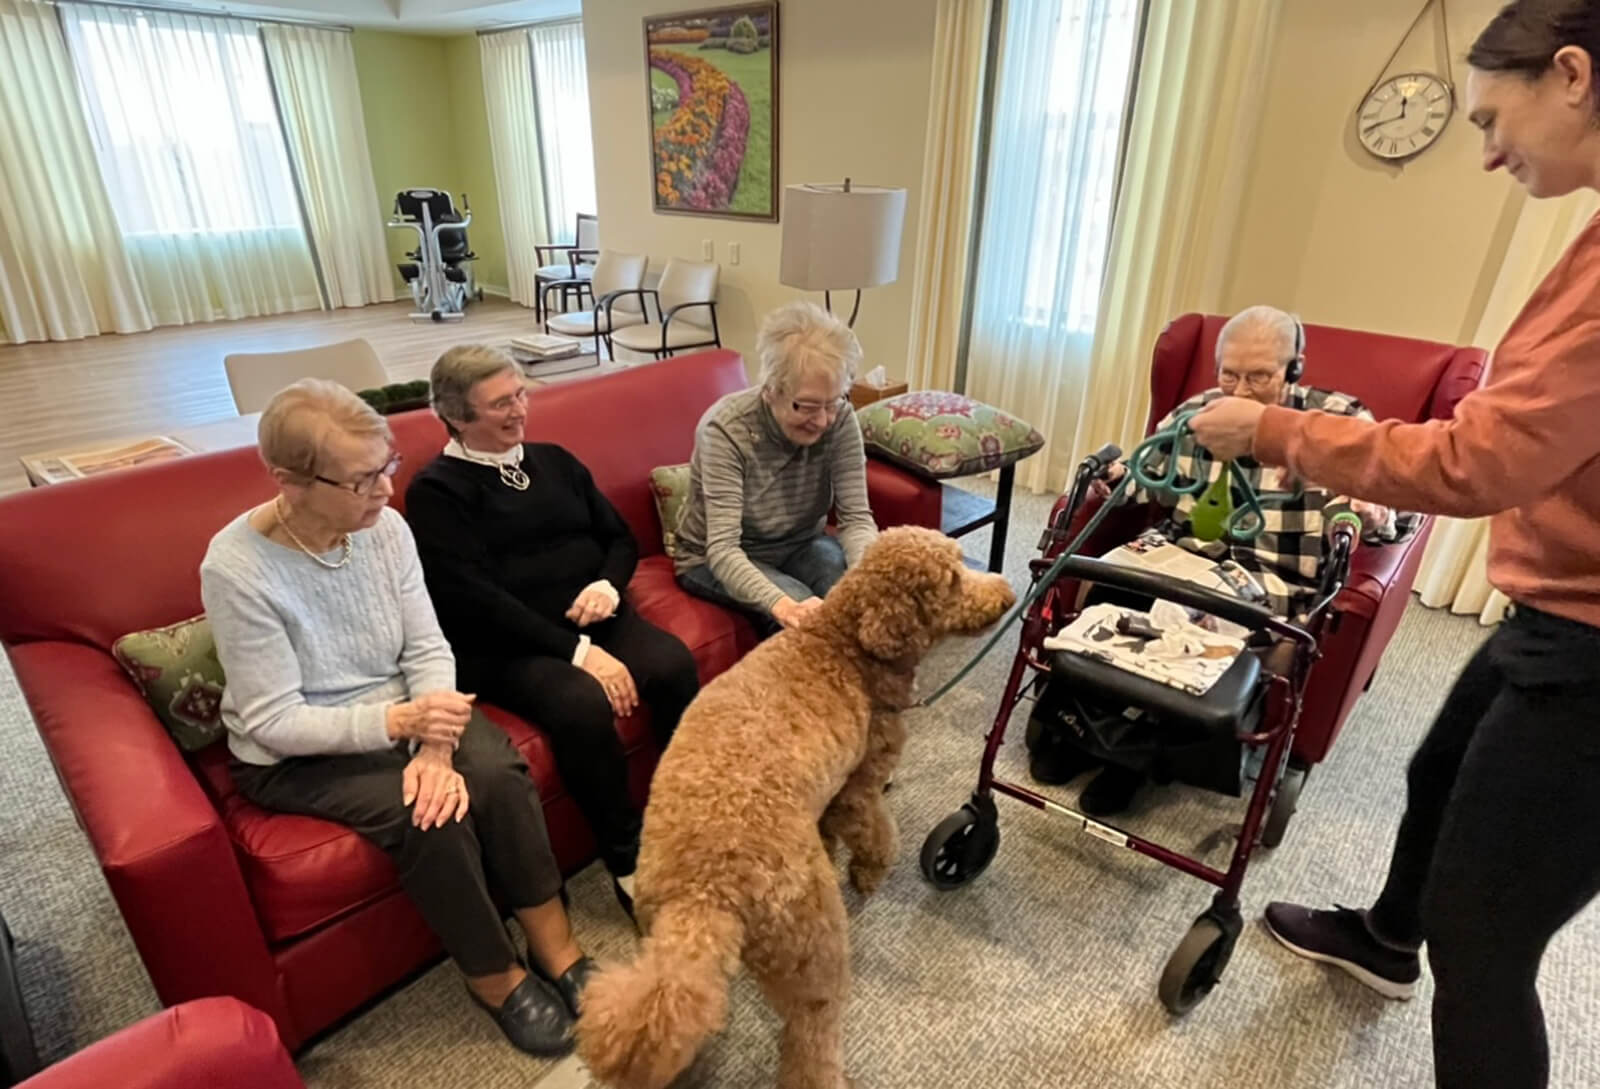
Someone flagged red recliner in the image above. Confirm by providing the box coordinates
[1095,313,1486,769]
[0,350,940,1051]
[16,998,302,1089]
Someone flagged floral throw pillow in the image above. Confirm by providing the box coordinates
[111,615,227,752]
[856,392,1045,479]
[650,463,694,560]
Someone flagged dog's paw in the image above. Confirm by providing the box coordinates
[848,856,890,896]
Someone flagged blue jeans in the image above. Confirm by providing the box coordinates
[678,536,847,637]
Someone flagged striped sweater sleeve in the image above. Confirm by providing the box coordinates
[698,417,789,612]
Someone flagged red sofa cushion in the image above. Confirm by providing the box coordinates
[17,996,303,1089]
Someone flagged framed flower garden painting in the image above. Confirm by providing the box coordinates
[643,3,779,221]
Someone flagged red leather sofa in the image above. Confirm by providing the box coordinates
[16,998,302,1089]
[1068,313,1486,773]
[0,350,940,1051]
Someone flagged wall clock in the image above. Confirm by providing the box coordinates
[1356,0,1455,163]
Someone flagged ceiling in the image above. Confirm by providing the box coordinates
[149,0,582,33]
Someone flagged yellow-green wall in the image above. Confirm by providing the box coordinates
[350,29,508,295]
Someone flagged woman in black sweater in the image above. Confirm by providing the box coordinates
[405,346,699,917]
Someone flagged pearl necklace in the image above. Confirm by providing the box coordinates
[274,497,353,570]
[447,441,530,491]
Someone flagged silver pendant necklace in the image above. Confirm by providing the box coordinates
[455,444,530,490]
[274,497,352,570]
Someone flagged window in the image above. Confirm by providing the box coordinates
[527,20,598,242]
[62,6,303,236]
[976,0,1142,335]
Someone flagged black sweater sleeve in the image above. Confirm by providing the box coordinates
[404,472,581,661]
[562,449,639,591]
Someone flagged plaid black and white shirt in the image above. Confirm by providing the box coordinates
[1128,385,1421,617]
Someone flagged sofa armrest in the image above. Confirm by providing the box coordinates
[18,997,303,1089]
[6,643,294,1041]
[865,459,941,529]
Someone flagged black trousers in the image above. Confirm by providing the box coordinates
[1366,606,1600,1089]
[231,710,562,977]
[460,604,698,878]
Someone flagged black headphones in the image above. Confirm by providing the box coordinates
[1284,316,1306,384]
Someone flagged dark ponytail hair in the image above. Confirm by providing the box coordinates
[1469,0,1600,104]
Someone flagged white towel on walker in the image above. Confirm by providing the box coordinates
[1042,601,1245,696]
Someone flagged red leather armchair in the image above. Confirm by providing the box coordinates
[0,350,939,1051]
[17,998,302,1089]
[1071,313,1486,771]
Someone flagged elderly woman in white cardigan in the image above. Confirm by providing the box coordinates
[199,379,590,1057]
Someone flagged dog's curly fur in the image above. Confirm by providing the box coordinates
[577,527,1015,1089]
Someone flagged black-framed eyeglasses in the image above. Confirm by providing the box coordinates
[314,452,402,496]
[790,395,850,420]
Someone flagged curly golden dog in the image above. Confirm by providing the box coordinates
[577,527,1015,1089]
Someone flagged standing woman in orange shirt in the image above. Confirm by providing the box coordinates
[1192,3,1600,1086]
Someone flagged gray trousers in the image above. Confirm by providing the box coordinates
[231,709,562,975]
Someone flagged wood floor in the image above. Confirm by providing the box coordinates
[0,299,585,497]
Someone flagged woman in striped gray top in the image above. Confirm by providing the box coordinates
[675,301,878,634]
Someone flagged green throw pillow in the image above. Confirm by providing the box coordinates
[856,392,1045,479]
[111,615,227,752]
[650,463,693,560]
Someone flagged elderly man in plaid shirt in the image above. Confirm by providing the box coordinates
[1030,305,1419,815]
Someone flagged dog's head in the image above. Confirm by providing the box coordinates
[822,527,1016,664]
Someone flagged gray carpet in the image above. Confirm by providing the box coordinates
[3,486,1596,1088]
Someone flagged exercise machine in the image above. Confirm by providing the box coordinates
[388,188,481,322]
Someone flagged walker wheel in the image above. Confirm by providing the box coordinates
[430,309,443,322]
[1159,914,1239,1015]
[920,804,999,891]
[1261,764,1308,849]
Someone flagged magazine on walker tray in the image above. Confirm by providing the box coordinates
[1099,529,1269,609]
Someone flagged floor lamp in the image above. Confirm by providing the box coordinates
[778,180,907,327]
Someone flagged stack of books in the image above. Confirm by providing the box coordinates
[507,334,598,378]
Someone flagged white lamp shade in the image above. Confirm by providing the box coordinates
[778,184,907,291]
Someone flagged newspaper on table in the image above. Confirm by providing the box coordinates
[1043,600,1245,695]
[27,436,192,485]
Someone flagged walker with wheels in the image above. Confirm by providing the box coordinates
[918,423,1358,1014]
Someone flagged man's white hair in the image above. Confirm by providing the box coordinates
[757,300,863,395]
[1214,305,1304,369]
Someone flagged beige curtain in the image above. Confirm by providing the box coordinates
[1414,187,1600,625]
[262,23,395,309]
[480,29,550,307]
[0,0,148,343]
[904,0,991,393]
[1067,0,1283,472]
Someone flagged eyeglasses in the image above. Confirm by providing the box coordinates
[314,452,402,497]
[482,386,527,414]
[790,395,851,420]
[1217,368,1282,392]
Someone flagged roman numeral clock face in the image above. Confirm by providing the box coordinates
[1358,73,1453,161]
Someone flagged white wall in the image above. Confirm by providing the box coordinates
[1224,0,1522,345]
[581,0,938,378]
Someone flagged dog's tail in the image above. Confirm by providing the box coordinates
[577,894,744,1089]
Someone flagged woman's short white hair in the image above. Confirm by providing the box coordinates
[1214,305,1303,368]
[757,301,863,395]
[258,379,389,479]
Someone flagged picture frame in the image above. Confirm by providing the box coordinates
[643,2,779,221]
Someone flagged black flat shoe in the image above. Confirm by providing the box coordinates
[466,973,574,1057]
[536,955,599,1019]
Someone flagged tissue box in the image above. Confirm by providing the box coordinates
[849,379,908,410]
